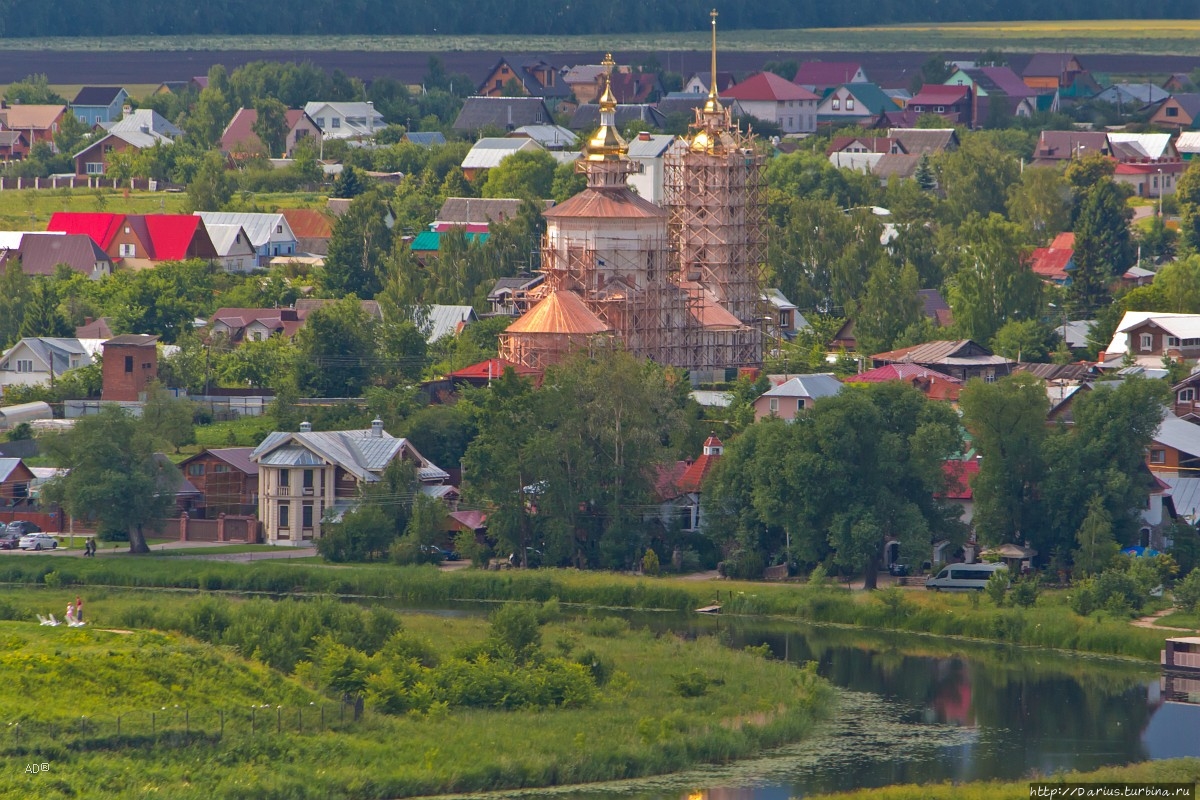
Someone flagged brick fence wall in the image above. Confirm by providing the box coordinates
[160,513,260,543]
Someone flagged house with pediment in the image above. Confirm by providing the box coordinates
[249,420,450,544]
[1102,312,1200,369]
[208,307,307,345]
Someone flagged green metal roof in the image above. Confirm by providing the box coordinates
[410,231,490,252]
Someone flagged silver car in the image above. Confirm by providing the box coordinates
[18,533,57,551]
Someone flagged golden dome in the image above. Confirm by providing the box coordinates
[585,53,626,161]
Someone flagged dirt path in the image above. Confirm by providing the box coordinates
[1132,607,1196,632]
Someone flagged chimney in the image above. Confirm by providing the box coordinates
[638,131,651,141]
[299,421,312,432]
[122,104,131,116]
[370,418,384,438]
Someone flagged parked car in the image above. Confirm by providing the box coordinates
[18,532,57,551]
[925,562,1007,592]
[6,521,41,536]
[0,531,21,550]
[508,548,542,568]
[418,544,458,562]
[888,563,909,577]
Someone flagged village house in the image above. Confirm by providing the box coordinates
[815,83,897,127]
[1021,53,1092,93]
[45,212,218,269]
[1030,130,1110,166]
[195,212,298,266]
[1149,94,1200,131]
[1150,415,1200,479]
[2,233,112,280]
[1028,232,1075,285]
[279,208,334,256]
[460,137,543,180]
[475,56,569,101]
[177,447,259,517]
[752,373,843,421]
[0,337,105,396]
[847,363,964,403]
[682,71,736,96]
[208,307,307,344]
[871,340,1013,382]
[905,84,974,127]
[72,109,181,177]
[249,420,450,544]
[301,101,384,140]
[793,61,868,93]
[626,132,677,205]
[70,86,129,125]
[452,96,554,134]
[219,107,321,159]
[656,435,724,533]
[721,72,819,134]
[203,224,257,273]
[0,130,29,161]
[0,104,66,148]
[1102,312,1200,369]
[944,66,1045,123]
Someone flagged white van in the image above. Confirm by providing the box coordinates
[925,562,1008,591]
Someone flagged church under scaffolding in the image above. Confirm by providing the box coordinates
[499,13,765,375]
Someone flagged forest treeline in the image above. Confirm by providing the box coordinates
[3,0,1199,37]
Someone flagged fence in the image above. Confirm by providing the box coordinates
[154,513,259,542]
[0,176,185,191]
[1,700,362,747]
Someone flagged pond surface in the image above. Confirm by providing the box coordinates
[467,610,1200,800]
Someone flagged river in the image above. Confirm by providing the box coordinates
[473,611,1200,800]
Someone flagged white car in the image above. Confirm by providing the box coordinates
[18,533,57,551]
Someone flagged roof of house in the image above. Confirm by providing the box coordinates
[410,230,488,252]
[684,71,736,92]
[626,132,677,158]
[542,186,665,220]
[794,61,864,87]
[873,154,922,180]
[71,86,126,106]
[179,447,258,476]
[403,131,446,147]
[103,333,158,347]
[908,84,971,106]
[16,233,109,276]
[1177,132,1200,153]
[483,55,571,98]
[447,358,541,382]
[845,82,900,115]
[1029,246,1074,281]
[279,208,333,241]
[873,339,1010,366]
[1163,476,1200,522]
[1164,93,1200,120]
[106,108,182,138]
[849,363,962,385]
[723,72,819,103]
[195,212,294,249]
[423,304,478,343]
[511,124,577,148]
[1156,414,1200,457]
[506,290,609,335]
[461,137,542,170]
[46,212,124,250]
[205,224,252,257]
[1022,53,1085,78]
[917,289,953,326]
[676,436,722,493]
[452,96,553,132]
[954,66,1035,97]
[568,103,665,131]
[448,509,487,530]
[75,317,113,338]
[436,197,533,226]
[942,458,980,500]
[209,307,305,339]
[251,428,442,483]
[760,373,843,399]
[606,71,661,104]
[888,128,959,154]
[1107,132,1175,160]
[564,64,607,85]
[219,107,266,152]
[0,105,64,130]
[142,215,208,261]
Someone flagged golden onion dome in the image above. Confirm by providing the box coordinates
[585,53,627,161]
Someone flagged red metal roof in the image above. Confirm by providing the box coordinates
[1050,232,1075,249]
[942,458,980,500]
[447,358,541,381]
[46,212,124,250]
[280,208,333,240]
[848,363,962,401]
[909,84,970,105]
[144,214,205,261]
[676,450,720,493]
[723,72,819,103]
[1029,247,1073,281]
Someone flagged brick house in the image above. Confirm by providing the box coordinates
[100,334,158,402]
[906,84,974,127]
[0,458,36,507]
[177,447,259,517]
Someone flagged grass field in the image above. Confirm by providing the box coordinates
[3,20,1200,54]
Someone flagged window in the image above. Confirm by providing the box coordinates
[1168,106,1179,117]
[315,117,324,128]
[86,162,104,175]
[119,243,136,257]
[831,98,840,110]
[1167,336,1180,347]
[187,464,204,476]
[1140,333,1154,351]
[779,311,790,329]
[984,372,997,383]
[331,118,341,128]
[846,98,855,111]
[1180,388,1195,403]
[15,359,33,373]
[279,469,289,488]
[1154,176,1160,188]
[1150,449,1166,464]
[302,503,313,529]
[935,105,945,113]
[278,503,290,528]
[124,355,133,373]
[213,465,229,473]
[276,225,283,233]
[303,469,314,495]
[769,397,779,413]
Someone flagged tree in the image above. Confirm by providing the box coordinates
[19,279,71,338]
[216,333,298,390]
[1073,495,1120,577]
[853,260,922,356]
[551,161,586,202]
[959,373,1048,546]
[184,151,233,213]
[1177,159,1200,254]
[914,155,937,191]
[140,381,195,453]
[42,405,180,554]
[936,134,1021,225]
[1066,153,1117,226]
[0,259,31,348]
[1006,166,1071,244]
[705,383,963,588]
[944,213,1042,344]
[323,189,393,297]
[252,97,289,157]
[1069,178,1133,315]
[481,149,557,200]
[294,296,378,397]
[53,112,92,159]
[989,319,1054,362]
[911,54,953,92]
[332,165,369,198]
[4,74,66,105]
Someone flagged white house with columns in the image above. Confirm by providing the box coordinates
[249,419,450,544]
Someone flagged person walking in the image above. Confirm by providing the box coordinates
[75,596,82,622]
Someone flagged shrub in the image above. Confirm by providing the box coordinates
[1010,575,1040,608]
[672,669,713,697]
[1176,568,1200,613]
[985,571,1009,606]
[642,548,661,576]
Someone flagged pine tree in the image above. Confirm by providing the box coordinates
[915,154,937,191]
[1069,178,1132,315]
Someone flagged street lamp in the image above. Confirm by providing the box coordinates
[1157,167,1164,218]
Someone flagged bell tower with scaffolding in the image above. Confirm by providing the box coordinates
[664,8,766,367]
